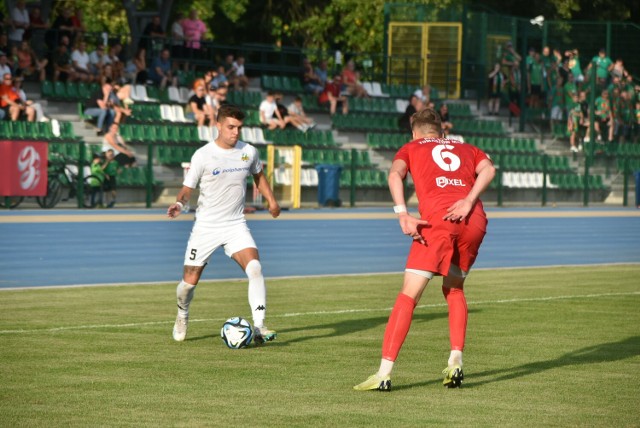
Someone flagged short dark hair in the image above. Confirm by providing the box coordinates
[217,104,245,122]
[411,108,442,133]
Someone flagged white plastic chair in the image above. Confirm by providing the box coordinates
[362,81,374,96]
[179,87,191,104]
[168,87,182,104]
[396,99,409,113]
[241,127,255,143]
[160,104,175,121]
[172,105,192,123]
[251,127,271,145]
[371,82,389,97]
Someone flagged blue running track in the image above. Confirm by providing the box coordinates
[0,208,638,288]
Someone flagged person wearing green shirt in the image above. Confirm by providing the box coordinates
[587,48,613,88]
[563,74,578,112]
[595,89,613,142]
[566,49,584,84]
[549,76,565,123]
[527,52,544,109]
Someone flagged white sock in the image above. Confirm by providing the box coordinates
[245,260,266,328]
[377,358,395,377]
[448,350,463,368]
[176,280,196,318]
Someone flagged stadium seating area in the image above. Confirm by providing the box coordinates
[22,66,616,202]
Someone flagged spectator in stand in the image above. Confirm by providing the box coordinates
[102,123,136,167]
[13,74,45,121]
[0,51,13,78]
[130,47,148,84]
[107,43,125,82]
[566,49,584,84]
[301,58,323,95]
[52,40,76,83]
[288,96,316,131]
[563,73,578,117]
[274,91,306,131]
[170,12,185,69]
[188,79,215,126]
[0,73,34,121]
[341,59,368,98]
[69,8,87,38]
[487,63,506,116]
[89,44,108,78]
[9,0,29,47]
[0,34,10,58]
[548,76,565,126]
[28,7,49,32]
[222,53,236,82]
[140,15,165,53]
[567,94,582,152]
[231,56,249,90]
[578,90,599,143]
[71,41,93,82]
[210,65,228,88]
[315,60,329,87]
[89,153,106,208]
[85,78,115,135]
[617,90,634,144]
[109,81,133,124]
[398,94,424,132]
[413,84,432,105]
[206,84,228,121]
[507,60,522,109]
[501,40,522,75]
[438,103,453,136]
[634,99,640,144]
[102,149,119,208]
[16,40,47,82]
[319,74,348,116]
[595,89,613,142]
[182,9,207,62]
[586,48,613,89]
[148,48,177,89]
[611,58,625,80]
[259,91,288,130]
[51,8,75,45]
[527,51,544,109]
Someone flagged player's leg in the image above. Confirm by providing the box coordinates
[173,226,218,342]
[227,227,276,344]
[441,270,467,388]
[354,271,430,391]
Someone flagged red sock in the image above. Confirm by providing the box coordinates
[381,293,417,361]
[442,287,468,351]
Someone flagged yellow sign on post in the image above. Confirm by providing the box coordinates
[266,145,302,209]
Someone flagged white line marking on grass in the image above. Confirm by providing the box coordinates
[1,291,638,335]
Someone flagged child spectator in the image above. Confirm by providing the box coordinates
[188,80,215,126]
[595,89,613,142]
[259,91,289,129]
[288,96,316,131]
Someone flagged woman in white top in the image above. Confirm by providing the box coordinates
[102,123,136,167]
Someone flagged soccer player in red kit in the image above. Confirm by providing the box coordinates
[354,108,496,391]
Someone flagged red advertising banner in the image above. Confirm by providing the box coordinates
[0,141,48,197]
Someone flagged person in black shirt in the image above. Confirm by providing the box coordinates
[139,15,165,53]
[188,81,214,126]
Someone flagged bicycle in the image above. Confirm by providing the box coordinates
[35,153,104,209]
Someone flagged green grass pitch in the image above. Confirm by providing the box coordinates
[1,265,639,426]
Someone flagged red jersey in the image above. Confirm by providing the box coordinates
[394,137,491,216]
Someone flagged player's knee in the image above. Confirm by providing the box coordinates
[245,259,262,279]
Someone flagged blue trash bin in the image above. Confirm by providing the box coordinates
[315,164,342,206]
[634,171,640,207]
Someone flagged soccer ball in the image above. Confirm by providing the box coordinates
[220,317,253,349]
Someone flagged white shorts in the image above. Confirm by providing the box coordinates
[184,222,257,266]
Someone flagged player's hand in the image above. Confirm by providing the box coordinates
[268,203,281,218]
[398,213,429,244]
[443,199,473,222]
[167,203,182,219]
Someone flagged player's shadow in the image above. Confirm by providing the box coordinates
[394,335,640,391]
[268,309,480,347]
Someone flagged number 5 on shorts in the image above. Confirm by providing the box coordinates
[189,249,197,260]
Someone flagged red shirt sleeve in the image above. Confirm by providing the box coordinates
[394,143,410,170]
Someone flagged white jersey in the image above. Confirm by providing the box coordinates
[184,140,262,226]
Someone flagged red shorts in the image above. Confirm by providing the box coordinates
[405,208,487,276]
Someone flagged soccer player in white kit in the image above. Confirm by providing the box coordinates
[167,104,281,343]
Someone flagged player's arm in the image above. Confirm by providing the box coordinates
[443,158,496,222]
[167,186,193,218]
[253,171,281,218]
[388,159,428,243]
